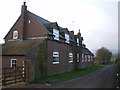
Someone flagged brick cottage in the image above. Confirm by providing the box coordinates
[2,2,94,82]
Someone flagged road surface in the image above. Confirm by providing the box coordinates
[41,63,117,88]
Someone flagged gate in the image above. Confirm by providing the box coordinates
[0,66,26,87]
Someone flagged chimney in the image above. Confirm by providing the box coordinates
[69,31,75,41]
[21,2,27,40]
[77,29,81,38]
[21,2,27,15]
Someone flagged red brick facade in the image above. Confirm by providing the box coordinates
[2,56,26,68]
[2,2,94,81]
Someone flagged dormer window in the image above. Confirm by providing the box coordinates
[65,34,70,43]
[77,38,79,46]
[53,29,59,40]
[13,30,18,39]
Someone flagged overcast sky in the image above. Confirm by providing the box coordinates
[0,0,119,55]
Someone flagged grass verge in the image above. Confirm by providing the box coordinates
[31,65,103,84]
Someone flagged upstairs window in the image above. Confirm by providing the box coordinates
[82,54,84,62]
[65,34,70,43]
[53,52,59,64]
[11,59,17,67]
[77,38,79,46]
[13,30,18,39]
[53,29,59,40]
[69,53,73,63]
[77,54,79,62]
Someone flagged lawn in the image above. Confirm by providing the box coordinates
[31,65,103,84]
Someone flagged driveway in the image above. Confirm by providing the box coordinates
[40,63,117,88]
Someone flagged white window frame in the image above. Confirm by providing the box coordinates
[53,52,59,64]
[82,54,84,62]
[11,59,17,67]
[69,53,73,63]
[91,56,93,61]
[53,29,59,40]
[13,30,18,39]
[77,54,79,62]
[85,55,87,62]
[77,38,79,46]
[88,55,91,61]
[65,34,70,43]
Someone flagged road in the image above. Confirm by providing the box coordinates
[41,63,117,88]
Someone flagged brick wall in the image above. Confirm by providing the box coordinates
[25,39,47,79]
[24,12,47,38]
[5,17,23,42]
[47,40,75,76]
[5,11,47,42]
[2,56,26,68]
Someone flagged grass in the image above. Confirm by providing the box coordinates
[31,65,103,84]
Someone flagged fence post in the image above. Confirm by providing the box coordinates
[15,68,16,84]
[3,68,6,86]
[23,61,26,82]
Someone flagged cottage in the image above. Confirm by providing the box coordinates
[2,2,94,82]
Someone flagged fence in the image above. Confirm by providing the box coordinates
[0,66,26,86]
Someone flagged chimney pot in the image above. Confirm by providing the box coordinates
[78,29,80,33]
[24,2,26,5]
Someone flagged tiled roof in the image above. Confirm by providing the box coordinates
[85,48,94,56]
[60,28,69,34]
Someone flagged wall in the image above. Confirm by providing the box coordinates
[5,17,23,42]
[2,56,26,68]
[47,40,75,76]
[26,39,47,79]
[24,12,47,39]
[5,11,47,42]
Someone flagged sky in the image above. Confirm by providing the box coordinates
[0,0,119,55]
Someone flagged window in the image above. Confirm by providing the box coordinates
[77,38,79,46]
[53,29,59,40]
[65,34,70,43]
[82,54,84,62]
[85,55,87,61]
[77,54,79,62]
[13,30,18,39]
[11,59,17,67]
[69,53,73,63]
[53,52,59,64]
[91,56,93,61]
[88,55,91,61]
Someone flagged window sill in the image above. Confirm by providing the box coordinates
[69,61,73,63]
[53,62,59,64]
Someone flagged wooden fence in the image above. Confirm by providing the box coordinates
[0,66,26,86]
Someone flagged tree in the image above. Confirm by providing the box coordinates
[95,47,112,64]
